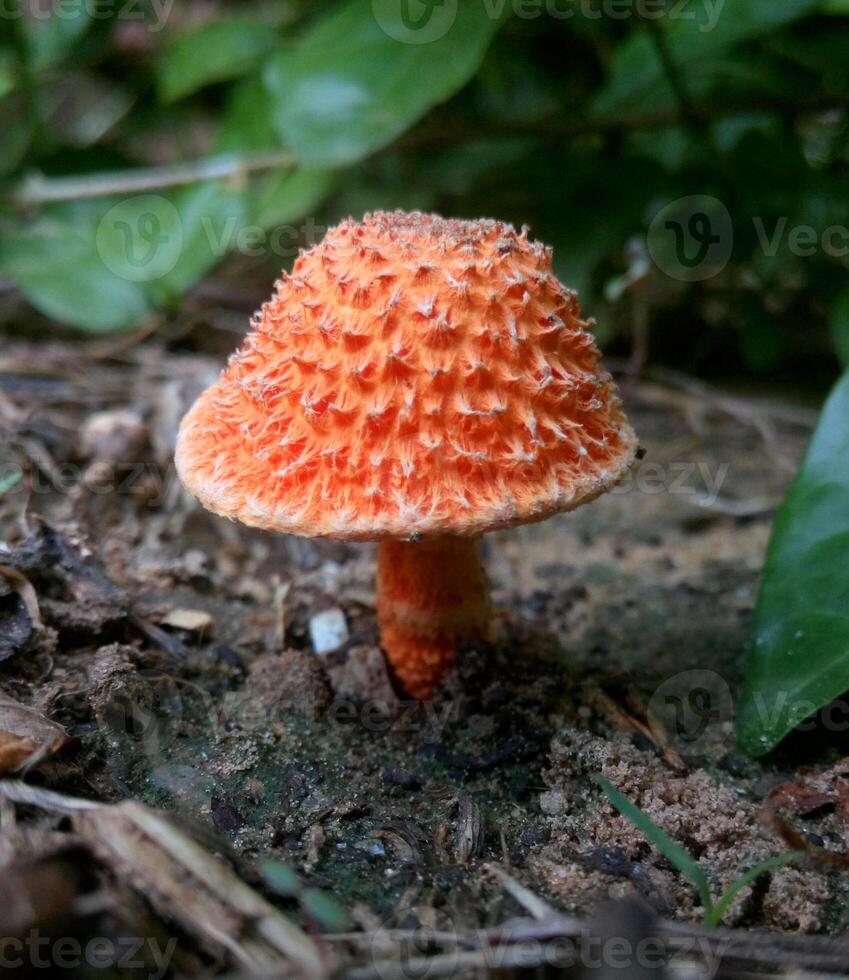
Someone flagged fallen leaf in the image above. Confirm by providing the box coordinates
[0,566,42,629]
[768,761,849,818]
[0,567,42,660]
[0,692,70,774]
[765,759,849,869]
[0,733,40,773]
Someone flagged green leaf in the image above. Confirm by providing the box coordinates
[0,469,23,495]
[216,76,340,229]
[0,203,151,332]
[158,18,279,103]
[252,167,337,230]
[42,73,134,148]
[705,853,796,927]
[414,138,534,197]
[264,0,506,168]
[216,76,279,153]
[0,94,30,176]
[767,24,849,94]
[0,48,16,99]
[713,113,780,153]
[329,150,440,217]
[596,777,714,915]
[595,0,819,113]
[737,371,849,755]
[22,0,92,72]
[739,306,787,373]
[0,183,246,333]
[518,152,668,299]
[152,182,247,299]
[300,889,351,932]
[830,287,849,368]
[260,858,302,897]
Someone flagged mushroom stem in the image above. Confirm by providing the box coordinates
[377,536,491,699]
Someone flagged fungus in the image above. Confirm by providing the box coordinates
[175,211,638,698]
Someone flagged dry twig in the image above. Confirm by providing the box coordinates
[0,782,326,978]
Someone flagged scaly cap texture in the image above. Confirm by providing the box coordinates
[176,211,638,540]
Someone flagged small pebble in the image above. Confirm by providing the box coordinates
[81,409,146,462]
[309,608,349,655]
[160,608,214,635]
[354,839,385,858]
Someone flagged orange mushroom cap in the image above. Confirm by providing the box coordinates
[176,211,637,540]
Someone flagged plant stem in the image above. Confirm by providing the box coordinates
[9,95,845,209]
[398,96,849,151]
[9,149,297,207]
[704,852,797,928]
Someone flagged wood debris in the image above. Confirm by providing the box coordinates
[0,782,327,978]
[454,791,482,864]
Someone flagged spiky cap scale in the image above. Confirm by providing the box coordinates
[176,211,637,541]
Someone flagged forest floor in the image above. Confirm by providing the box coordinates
[1,335,848,979]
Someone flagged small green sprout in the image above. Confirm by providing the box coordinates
[596,776,796,927]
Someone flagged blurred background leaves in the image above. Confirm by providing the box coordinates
[0,0,847,388]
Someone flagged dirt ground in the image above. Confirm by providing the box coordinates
[1,336,848,977]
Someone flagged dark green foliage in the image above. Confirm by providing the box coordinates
[0,0,846,361]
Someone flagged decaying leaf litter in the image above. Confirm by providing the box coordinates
[1,335,848,977]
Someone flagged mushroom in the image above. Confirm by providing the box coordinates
[175,211,638,698]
